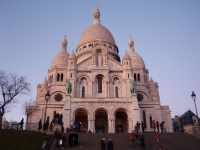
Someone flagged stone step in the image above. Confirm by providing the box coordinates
[52,132,200,150]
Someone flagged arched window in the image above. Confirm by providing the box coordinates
[61,73,63,81]
[57,73,60,81]
[134,73,137,81]
[71,73,72,78]
[128,73,129,78]
[52,75,53,82]
[97,75,103,93]
[115,86,119,97]
[137,73,140,82]
[82,86,85,98]
[143,111,147,128]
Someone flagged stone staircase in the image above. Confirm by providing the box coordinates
[52,132,200,150]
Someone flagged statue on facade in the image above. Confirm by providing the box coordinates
[66,80,72,94]
[98,53,102,66]
[129,80,135,94]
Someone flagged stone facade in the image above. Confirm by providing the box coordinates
[28,7,173,133]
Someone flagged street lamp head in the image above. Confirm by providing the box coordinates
[45,90,50,101]
[191,91,196,101]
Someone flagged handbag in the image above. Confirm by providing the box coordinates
[59,139,62,145]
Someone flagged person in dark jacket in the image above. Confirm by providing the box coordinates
[100,138,106,150]
[107,138,114,150]
[139,132,145,147]
[38,119,42,131]
[156,121,160,133]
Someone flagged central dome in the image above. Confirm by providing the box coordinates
[77,6,116,48]
[78,23,116,47]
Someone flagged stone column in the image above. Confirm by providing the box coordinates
[128,119,133,133]
[109,118,115,133]
[131,94,141,131]
[88,118,94,133]
[63,94,71,130]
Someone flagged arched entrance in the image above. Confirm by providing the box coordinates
[115,109,128,133]
[74,108,88,133]
[95,108,108,133]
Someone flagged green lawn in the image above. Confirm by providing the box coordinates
[0,129,49,150]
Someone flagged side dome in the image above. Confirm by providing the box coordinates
[127,37,145,68]
[128,50,145,68]
[123,51,131,60]
[69,50,76,59]
[50,36,69,68]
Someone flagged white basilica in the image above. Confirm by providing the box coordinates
[29,7,173,133]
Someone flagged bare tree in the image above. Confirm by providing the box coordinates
[21,99,38,130]
[0,70,31,129]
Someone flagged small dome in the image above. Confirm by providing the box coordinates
[149,77,154,84]
[51,36,69,68]
[43,77,48,85]
[42,77,48,89]
[122,51,131,60]
[128,50,145,68]
[69,50,76,59]
[51,50,69,68]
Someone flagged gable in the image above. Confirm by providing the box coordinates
[77,56,92,70]
[108,57,123,70]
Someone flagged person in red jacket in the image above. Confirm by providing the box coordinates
[156,131,160,143]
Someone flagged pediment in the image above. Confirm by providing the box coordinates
[107,57,122,69]
[77,56,92,69]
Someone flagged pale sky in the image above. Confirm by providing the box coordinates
[0,0,200,122]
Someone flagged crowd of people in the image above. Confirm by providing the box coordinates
[129,120,166,150]
[54,130,79,149]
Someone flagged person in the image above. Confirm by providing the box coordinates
[72,122,77,132]
[55,130,62,148]
[163,122,167,133]
[19,118,24,130]
[156,131,160,143]
[107,138,114,150]
[44,116,49,131]
[100,138,106,150]
[134,125,139,140]
[136,121,141,132]
[139,132,145,147]
[141,121,145,133]
[130,131,135,146]
[152,120,156,132]
[156,121,160,133]
[68,132,73,147]
[50,119,54,131]
[74,132,79,146]
[38,119,42,131]
[160,121,164,133]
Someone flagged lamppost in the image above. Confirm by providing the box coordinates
[43,90,50,130]
[191,91,198,118]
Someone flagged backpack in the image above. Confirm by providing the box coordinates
[130,135,134,140]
